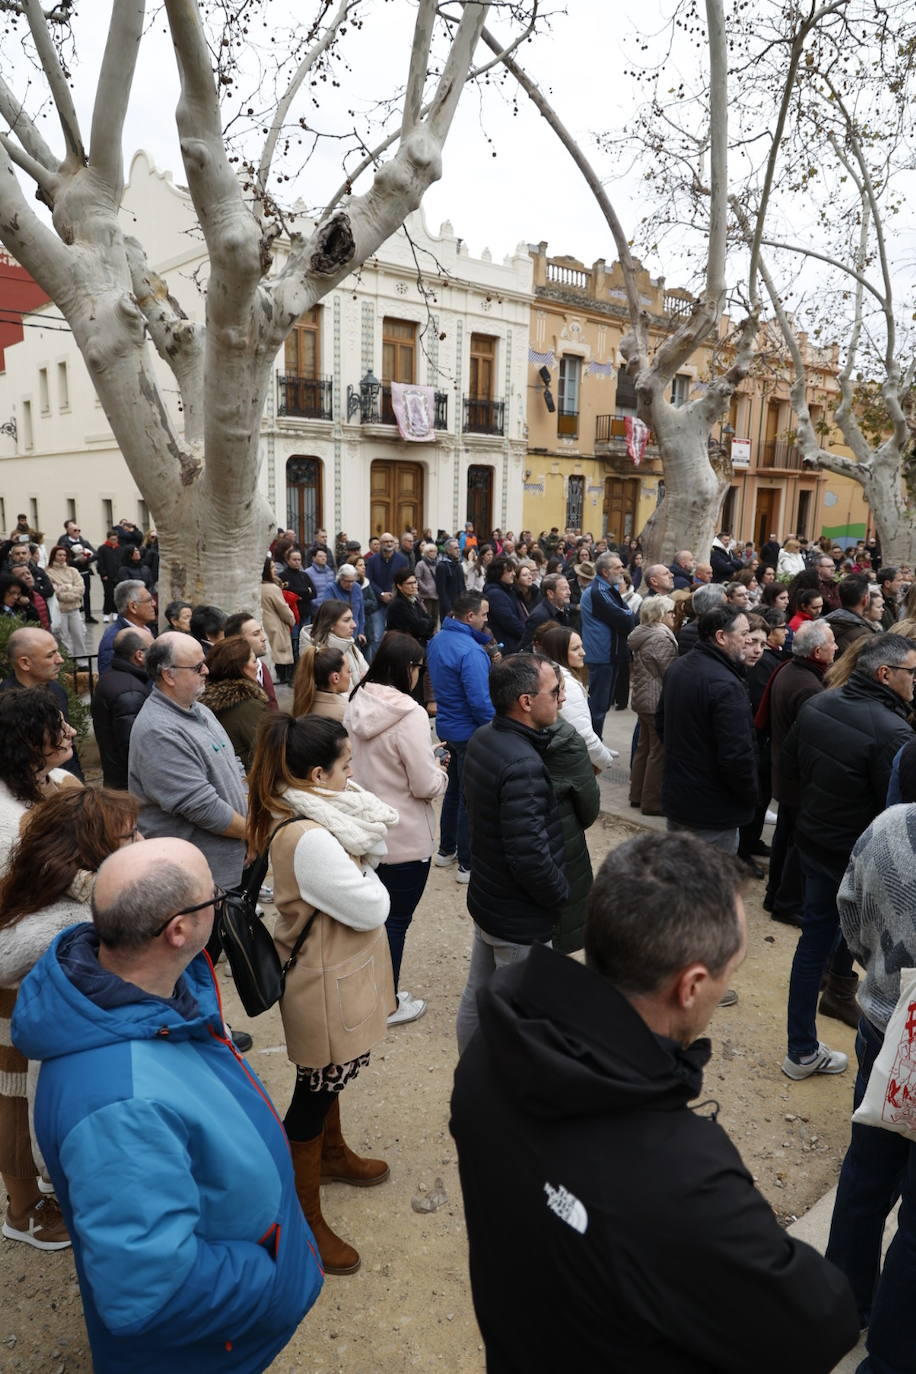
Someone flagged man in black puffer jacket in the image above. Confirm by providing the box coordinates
[780,632,916,1080]
[91,627,154,789]
[656,606,757,853]
[456,654,568,1052]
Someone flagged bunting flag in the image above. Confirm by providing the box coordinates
[528,348,556,367]
[586,360,614,376]
[625,415,650,466]
[390,381,436,442]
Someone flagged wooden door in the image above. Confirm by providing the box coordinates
[286,456,323,545]
[370,460,424,536]
[603,477,639,544]
[754,488,778,549]
[467,465,493,533]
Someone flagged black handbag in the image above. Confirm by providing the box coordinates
[216,818,317,1017]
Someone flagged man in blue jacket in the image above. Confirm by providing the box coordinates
[579,553,634,736]
[427,593,494,883]
[12,837,322,1374]
[366,532,408,654]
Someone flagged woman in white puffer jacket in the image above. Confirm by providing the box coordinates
[540,624,617,773]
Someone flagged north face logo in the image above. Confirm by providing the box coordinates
[544,1181,588,1234]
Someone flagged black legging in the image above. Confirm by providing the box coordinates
[284,1075,337,1142]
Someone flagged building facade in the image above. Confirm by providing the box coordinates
[522,244,872,548]
[0,152,532,547]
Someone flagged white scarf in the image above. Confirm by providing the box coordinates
[282,780,398,867]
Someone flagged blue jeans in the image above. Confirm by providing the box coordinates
[366,607,386,663]
[786,852,855,1061]
[827,1016,909,1349]
[377,858,431,996]
[585,661,616,738]
[438,738,470,869]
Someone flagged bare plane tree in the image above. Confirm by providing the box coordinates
[0,0,497,607]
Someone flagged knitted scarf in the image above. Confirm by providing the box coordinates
[281,781,398,866]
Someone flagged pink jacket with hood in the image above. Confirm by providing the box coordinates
[345,683,448,864]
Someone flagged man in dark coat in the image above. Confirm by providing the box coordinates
[57,519,98,622]
[780,632,916,1079]
[91,627,154,788]
[95,530,123,621]
[520,573,572,650]
[450,831,858,1374]
[824,573,877,655]
[656,606,757,855]
[365,532,407,651]
[456,654,568,1052]
[709,532,743,582]
[761,534,782,569]
[434,538,466,619]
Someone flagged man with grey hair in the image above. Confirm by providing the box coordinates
[520,573,572,650]
[579,552,634,736]
[676,582,727,655]
[435,537,466,619]
[780,632,916,1079]
[693,560,713,584]
[128,632,247,891]
[97,578,157,674]
[329,562,365,643]
[669,549,695,590]
[12,837,323,1373]
[760,618,837,926]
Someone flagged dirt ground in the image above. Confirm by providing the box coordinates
[0,813,859,1373]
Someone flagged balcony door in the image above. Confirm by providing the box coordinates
[370,460,424,537]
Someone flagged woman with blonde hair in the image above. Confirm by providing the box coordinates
[247,714,395,1276]
[292,643,351,721]
[778,538,806,579]
[823,634,872,690]
[627,596,679,815]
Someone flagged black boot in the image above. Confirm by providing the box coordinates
[818,973,860,1029]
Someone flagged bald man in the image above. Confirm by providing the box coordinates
[365,531,409,660]
[1,627,82,779]
[13,838,322,1373]
[128,632,247,890]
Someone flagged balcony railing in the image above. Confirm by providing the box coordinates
[463,396,505,436]
[277,374,333,420]
[376,385,448,429]
[761,439,803,470]
[595,413,655,446]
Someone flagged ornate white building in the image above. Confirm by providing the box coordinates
[0,151,532,546]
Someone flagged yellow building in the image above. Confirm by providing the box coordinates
[523,244,871,548]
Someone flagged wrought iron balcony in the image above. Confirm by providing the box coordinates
[463,396,505,436]
[379,385,448,430]
[595,413,655,447]
[761,439,803,470]
[277,374,333,420]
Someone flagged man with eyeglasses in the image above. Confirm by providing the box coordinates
[780,633,916,1081]
[128,632,248,895]
[97,578,158,674]
[456,654,569,1053]
[12,837,322,1373]
[57,519,98,622]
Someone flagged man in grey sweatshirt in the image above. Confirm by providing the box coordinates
[128,632,247,890]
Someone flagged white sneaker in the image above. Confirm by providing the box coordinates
[387,990,427,1026]
[781,1042,849,1080]
[765,809,778,825]
[434,851,457,867]
[456,866,470,884]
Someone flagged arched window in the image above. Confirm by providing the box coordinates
[286,457,323,545]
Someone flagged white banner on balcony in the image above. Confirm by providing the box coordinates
[390,381,436,442]
[625,415,650,466]
[731,437,751,467]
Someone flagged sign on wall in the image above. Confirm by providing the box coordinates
[731,438,751,467]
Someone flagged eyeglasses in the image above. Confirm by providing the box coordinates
[881,664,916,678]
[152,885,226,938]
[169,659,207,675]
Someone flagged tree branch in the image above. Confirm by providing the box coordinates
[423,0,487,143]
[758,235,886,309]
[403,0,437,134]
[124,235,205,445]
[0,139,74,296]
[89,0,145,193]
[0,131,57,197]
[0,74,58,171]
[22,0,84,165]
[705,0,727,309]
[256,0,355,199]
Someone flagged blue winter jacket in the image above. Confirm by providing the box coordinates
[579,576,634,665]
[427,618,495,742]
[13,925,322,1374]
[330,578,365,637]
[307,560,336,607]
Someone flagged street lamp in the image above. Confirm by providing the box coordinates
[346,370,381,423]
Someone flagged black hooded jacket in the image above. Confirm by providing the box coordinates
[450,945,857,1374]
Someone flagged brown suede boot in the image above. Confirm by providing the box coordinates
[818,972,860,1029]
[320,1096,390,1187]
[289,1136,360,1275]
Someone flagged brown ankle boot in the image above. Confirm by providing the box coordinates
[289,1136,360,1275]
[818,973,860,1030]
[320,1096,390,1187]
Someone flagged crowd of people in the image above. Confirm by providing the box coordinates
[2,512,915,1371]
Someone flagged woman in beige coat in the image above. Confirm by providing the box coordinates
[628,595,678,815]
[45,545,87,657]
[247,713,396,1278]
[260,556,295,682]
